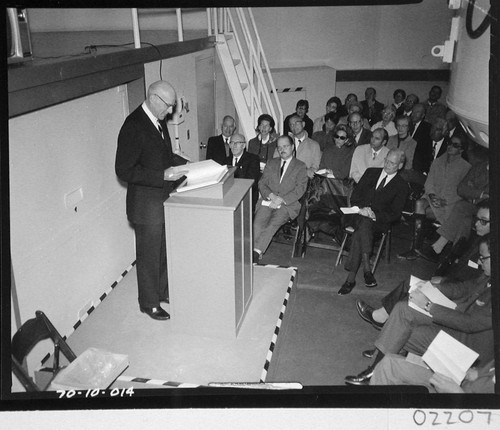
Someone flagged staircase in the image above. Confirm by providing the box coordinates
[209,8,283,140]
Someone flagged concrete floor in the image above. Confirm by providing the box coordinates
[264,220,438,386]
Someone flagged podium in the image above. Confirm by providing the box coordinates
[164,172,253,339]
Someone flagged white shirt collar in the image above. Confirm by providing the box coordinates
[142,102,158,128]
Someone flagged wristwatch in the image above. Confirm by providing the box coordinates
[424,301,432,312]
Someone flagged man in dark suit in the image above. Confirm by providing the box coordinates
[410,103,432,179]
[360,87,384,126]
[414,114,449,176]
[345,236,492,385]
[338,149,409,295]
[283,99,314,137]
[226,133,260,212]
[348,112,372,146]
[115,80,187,321]
[253,135,308,261]
[206,115,236,165]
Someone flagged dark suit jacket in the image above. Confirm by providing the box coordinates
[354,128,372,147]
[115,105,186,225]
[283,113,314,137]
[360,99,384,125]
[258,157,308,219]
[412,121,433,174]
[350,167,409,231]
[226,150,261,210]
[206,134,229,165]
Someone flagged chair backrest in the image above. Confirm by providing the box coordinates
[11,310,77,391]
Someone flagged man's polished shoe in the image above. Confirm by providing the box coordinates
[356,300,384,330]
[345,367,374,385]
[364,271,377,288]
[397,249,419,260]
[338,281,355,296]
[140,306,170,320]
[415,245,439,263]
[362,348,377,359]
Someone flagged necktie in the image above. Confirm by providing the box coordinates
[432,141,438,158]
[376,175,386,191]
[234,157,239,166]
[280,160,286,179]
[157,122,163,138]
[372,151,376,160]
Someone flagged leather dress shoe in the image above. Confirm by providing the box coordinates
[338,280,355,295]
[140,306,170,320]
[362,348,377,359]
[415,245,439,263]
[364,271,377,288]
[345,367,374,386]
[356,300,384,330]
[397,249,419,260]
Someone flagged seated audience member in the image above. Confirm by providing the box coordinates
[418,156,489,263]
[247,114,279,174]
[287,114,322,179]
[446,109,466,141]
[283,99,314,137]
[318,124,356,179]
[338,101,371,129]
[345,236,492,385]
[312,111,338,152]
[313,96,342,133]
[410,103,432,181]
[371,353,495,393]
[360,87,384,126]
[424,85,447,126]
[338,149,408,295]
[413,117,450,179]
[339,93,358,117]
[401,93,419,118]
[349,128,390,183]
[253,136,308,262]
[391,89,406,116]
[206,115,236,165]
[348,112,372,147]
[356,207,490,331]
[227,134,261,212]
[386,115,417,172]
[409,135,471,262]
[371,105,397,137]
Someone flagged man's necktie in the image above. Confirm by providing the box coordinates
[280,160,286,179]
[372,151,376,160]
[234,157,239,166]
[157,122,163,138]
[432,141,437,158]
[376,175,386,191]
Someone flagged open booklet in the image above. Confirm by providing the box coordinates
[408,275,457,317]
[340,206,360,214]
[422,330,479,385]
[173,159,228,193]
[315,169,335,179]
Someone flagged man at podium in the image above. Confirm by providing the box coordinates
[253,135,308,262]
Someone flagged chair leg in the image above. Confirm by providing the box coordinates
[385,230,391,263]
[335,232,349,267]
[371,233,386,274]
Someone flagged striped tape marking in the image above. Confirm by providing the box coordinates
[117,375,201,389]
[260,265,297,383]
[40,261,136,365]
[271,87,304,93]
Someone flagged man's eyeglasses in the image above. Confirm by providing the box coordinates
[231,141,246,145]
[334,134,347,140]
[450,140,464,148]
[474,217,490,226]
[155,94,176,111]
[478,255,490,264]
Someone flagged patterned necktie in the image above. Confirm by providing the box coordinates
[280,160,287,179]
[432,141,438,158]
[157,122,163,138]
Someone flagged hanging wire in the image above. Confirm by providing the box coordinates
[466,0,492,39]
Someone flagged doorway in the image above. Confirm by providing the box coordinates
[196,53,216,161]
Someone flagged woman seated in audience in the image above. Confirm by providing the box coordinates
[371,105,397,137]
[313,96,342,134]
[247,113,279,174]
[312,111,339,152]
[318,124,355,179]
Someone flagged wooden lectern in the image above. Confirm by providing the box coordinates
[164,169,253,339]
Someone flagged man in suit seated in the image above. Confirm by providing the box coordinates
[283,99,314,137]
[348,112,372,147]
[206,115,236,165]
[424,85,447,127]
[345,236,492,386]
[409,103,432,184]
[288,114,322,179]
[253,135,308,262]
[360,87,384,126]
[338,149,409,295]
[226,133,260,212]
[349,128,390,184]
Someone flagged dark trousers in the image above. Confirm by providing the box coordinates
[381,280,410,314]
[344,214,384,273]
[134,223,168,308]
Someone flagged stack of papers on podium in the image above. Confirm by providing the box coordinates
[175,160,228,193]
[422,330,479,385]
[408,275,457,317]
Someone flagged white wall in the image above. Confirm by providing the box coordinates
[253,2,453,70]
[9,86,134,340]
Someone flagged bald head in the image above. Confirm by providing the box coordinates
[229,133,246,157]
[147,80,177,120]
